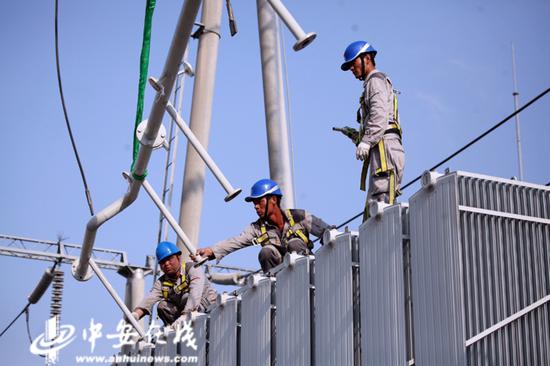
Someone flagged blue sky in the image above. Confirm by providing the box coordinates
[1,0,549,364]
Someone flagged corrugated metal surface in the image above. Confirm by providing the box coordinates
[314,232,355,366]
[410,171,550,366]
[207,294,238,366]
[154,331,177,366]
[275,254,311,366]
[178,313,207,366]
[456,173,550,366]
[360,204,411,366]
[409,173,466,366]
[240,275,273,366]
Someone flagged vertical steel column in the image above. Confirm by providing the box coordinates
[256,0,295,209]
[178,0,224,247]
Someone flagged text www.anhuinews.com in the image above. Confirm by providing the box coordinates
[75,354,198,364]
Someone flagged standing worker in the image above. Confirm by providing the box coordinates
[195,179,335,273]
[336,40,405,221]
[130,241,217,326]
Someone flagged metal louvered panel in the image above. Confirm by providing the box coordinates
[275,254,311,366]
[360,204,411,366]
[207,294,238,366]
[154,330,178,366]
[240,275,273,366]
[456,173,550,366]
[409,172,466,366]
[410,171,550,366]
[314,232,356,366]
[178,313,207,366]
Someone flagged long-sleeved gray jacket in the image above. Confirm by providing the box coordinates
[136,262,217,315]
[211,209,332,261]
[359,69,399,150]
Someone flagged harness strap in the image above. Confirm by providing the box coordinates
[285,210,310,245]
[161,262,189,299]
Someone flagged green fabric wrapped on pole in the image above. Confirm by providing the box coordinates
[131,0,156,173]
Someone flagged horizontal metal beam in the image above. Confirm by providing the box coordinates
[459,205,550,225]
[0,234,152,272]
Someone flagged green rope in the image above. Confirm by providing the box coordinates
[132,0,156,172]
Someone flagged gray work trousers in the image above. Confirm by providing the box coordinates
[365,135,404,220]
[258,239,309,273]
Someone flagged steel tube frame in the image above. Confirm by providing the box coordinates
[142,179,195,253]
[265,0,316,51]
[257,0,296,209]
[89,259,146,338]
[178,0,224,247]
[72,0,202,281]
[165,102,241,202]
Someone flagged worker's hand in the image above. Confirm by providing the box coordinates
[131,311,140,321]
[195,247,215,260]
[356,142,370,161]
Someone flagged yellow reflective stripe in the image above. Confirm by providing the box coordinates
[295,229,309,244]
[375,139,388,175]
[389,171,396,204]
[360,160,369,191]
[285,210,295,226]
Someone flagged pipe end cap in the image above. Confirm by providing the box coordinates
[293,32,316,51]
[224,188,242,202]
[71,259,94,282]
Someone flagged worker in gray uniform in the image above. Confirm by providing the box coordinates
[337,40,405,221]
[195,179,334,273]
[130,241,217,326]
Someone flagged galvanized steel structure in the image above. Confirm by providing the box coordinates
[116,170,550,366]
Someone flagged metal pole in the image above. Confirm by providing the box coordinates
[511,43,524,180]
[72,0,202,281]
[118,267,145,329]
[166,102,241,201]
[178,0,224,247]
[265,0,316,51]
[142,179,196,253]
[88,259,146,338]
[257,0,295,209]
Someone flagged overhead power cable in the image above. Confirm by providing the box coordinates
[323,87,550,235]
[54,0,95,216]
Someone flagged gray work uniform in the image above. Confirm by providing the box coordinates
[358,69,405,220]
[135,262,217,325]
[211,209,333,272]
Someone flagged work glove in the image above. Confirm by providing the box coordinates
[356,142,370,161]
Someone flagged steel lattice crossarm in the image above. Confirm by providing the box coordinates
[0,234,153,272]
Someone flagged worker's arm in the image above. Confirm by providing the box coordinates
[133,280,163,316]
[201,225,257,261]
[302,211,335,239]
[182,265,207,314]
[360,75,392,149]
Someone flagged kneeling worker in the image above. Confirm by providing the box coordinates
[131,241,217,326]
[195,179,335,272]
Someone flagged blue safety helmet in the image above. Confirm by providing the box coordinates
[244,179,283,202]
[340,40,377,71]
[156,241,181,263]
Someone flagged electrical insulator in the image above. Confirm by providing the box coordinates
[50,270,64,319]
[28,268,54,304]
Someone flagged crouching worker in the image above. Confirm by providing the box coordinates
[131,241,217,326]
[195,179,335,273]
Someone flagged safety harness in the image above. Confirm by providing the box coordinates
[253,209,311,249]
[357,72,403,219]
[161,262,189,299]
